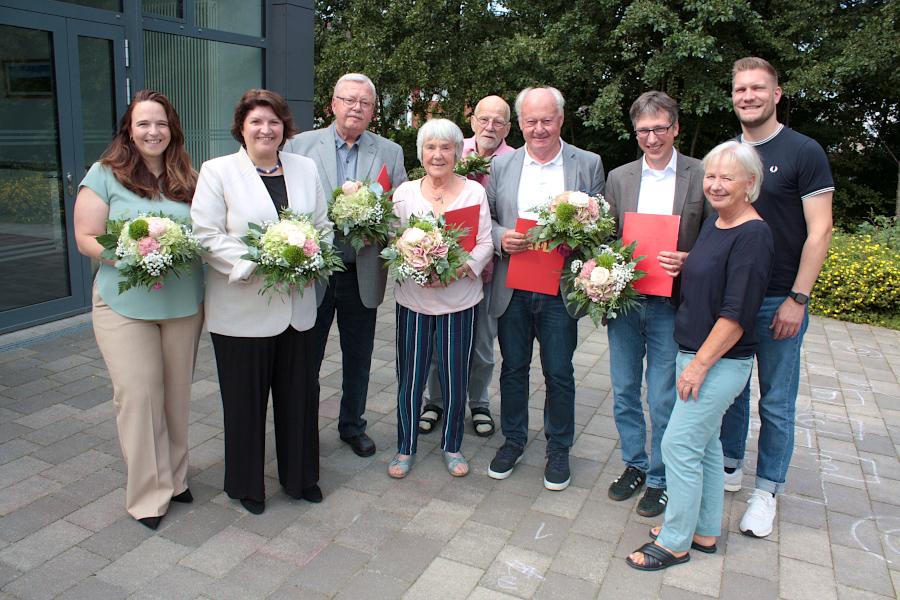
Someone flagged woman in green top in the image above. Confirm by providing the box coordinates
[73,90,203,530]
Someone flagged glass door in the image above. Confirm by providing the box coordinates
[0,8,124,333]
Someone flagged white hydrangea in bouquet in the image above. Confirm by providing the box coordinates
[96,213,205,293]
[528,190,615,256]
[565,241,645,324]
[380,212,470,286]
[242,209,344,296]
[329,180,395,251]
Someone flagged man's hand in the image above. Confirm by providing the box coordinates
[501,229,529,254]
[658,250,688,278]
[677,357,709,401]
[770,297,805,340]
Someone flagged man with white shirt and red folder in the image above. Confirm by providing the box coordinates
[283,73,407,458]
[604,91,712,516]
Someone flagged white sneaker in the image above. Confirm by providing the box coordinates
[724,468,743,492]
[740,489,776,538]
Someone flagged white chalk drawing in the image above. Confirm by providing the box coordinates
[534,522,552,540]
[829,340,884,359]
[498,560,546,591]
[795,410,865,442]
[810,386,868,408]
[850,516,900,565]
[814,449,880,485]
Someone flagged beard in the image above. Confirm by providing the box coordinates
[736,101,777,129]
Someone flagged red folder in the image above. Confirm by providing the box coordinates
[444,205,479,252]
[376,164,391,194]
[622,212,681,297]
[506,218,564,295]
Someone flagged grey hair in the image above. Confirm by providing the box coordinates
[702,141,764,202]
[629,91,679,128]
[416,118,464,164]
[514,87,565,117]
[334,73,376,99]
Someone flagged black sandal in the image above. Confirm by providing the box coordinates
[625,542,690,571]
[649,527,717,554]
[470,407,495,437]
[418,404,443,434]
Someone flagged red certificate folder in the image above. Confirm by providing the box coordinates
[376,164,391,192]
[506,218,564,295]
[622,212,681,297]
[444,205,479,252]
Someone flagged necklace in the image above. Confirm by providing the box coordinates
[255,158,282,175]
[425,178,447,204]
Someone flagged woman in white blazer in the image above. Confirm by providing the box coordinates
[191,89,333,514]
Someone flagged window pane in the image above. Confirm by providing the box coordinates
[143,31,262,165]
[195,0,263,37]
[57,0,122,10]
[77,36,117,168]
[143,0,182,19]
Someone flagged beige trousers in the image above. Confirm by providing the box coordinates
[92,289,203,519]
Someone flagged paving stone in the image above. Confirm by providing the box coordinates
[287,542,372,595]
[302,486,376,530]
[720,571,780,600]
[77,515,154,561]
[13,404,80,429]
[54,576,128,600]
[2,546,107,600]
[63,489,125,532]
[571,499,630,543]
[549,532,614,585]
[368,531,445,583]
[531,486,588,520]
[0,519,91,571]
[661,552,724,597]
[400,557,484,599]
[441,520,510,570]
[723,533,778,580]
[470,488,534,532]
[0,439,39,467]
[158,502,241,548]
[780,521,833,567]
[780,493,828,529]
[95,536,193,592]
[468,587,521,600]
[0,493,78,542]
[29,432,102,465]
[333,569,410,600]
[54,468,122,508]
[835,583,898,600]
[480,545,552,598]
[201,552,294,600]
[334,506,408,553]
[178,525,267,578]
[507,510,572,557]
[41,449,116,485]
[534,570,599,600]
[260,516,338,567]
[596,559,663,599]
[0,456,52,489]
[832,544,895,596]
[780,556,838,600]
[402,498,474,542]
[126,565,214,600]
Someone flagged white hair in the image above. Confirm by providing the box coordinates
[703,140,764,202]
[334,73,376,99]
[416,118,464,164]
[514,87,565,117]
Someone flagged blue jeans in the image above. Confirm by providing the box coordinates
[497,290,578,454]
[312,269,377,438]
[719,295,809,494]
[607,297,678,489]
[657,352,753,552]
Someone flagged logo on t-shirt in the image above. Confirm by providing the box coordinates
[769,165,779,173]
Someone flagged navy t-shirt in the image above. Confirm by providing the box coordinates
[741,126,833,295]
[675,216,774,358]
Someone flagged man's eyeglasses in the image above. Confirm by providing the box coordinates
[635,123,675,138]
[474,116,508,128]
[335,96,374,110]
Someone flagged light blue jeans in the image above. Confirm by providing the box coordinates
[607,297,678,489]
[719,295,809,494]
[656,352,753,553]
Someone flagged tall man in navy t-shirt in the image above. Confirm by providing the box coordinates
[720,57,834,538]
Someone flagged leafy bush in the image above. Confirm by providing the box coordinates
[811,226,900,328]
[856,215,900,251]
[0,172,61,225]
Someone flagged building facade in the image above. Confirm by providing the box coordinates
[0,0,314,333]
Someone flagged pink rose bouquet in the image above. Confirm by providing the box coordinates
[380,212,470,286]
[528,190,615,255]
[329,179,394,251]
[564,241,644,324]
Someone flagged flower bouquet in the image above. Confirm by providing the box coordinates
[453,153,492,178]
[329,180,394,251]
[380,212,471,286]
[96,213,205,293]
[565,241,645,324]
[528,191,615,255]
[241,209,344,296]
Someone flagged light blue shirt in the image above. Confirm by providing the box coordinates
[333,126,361,264]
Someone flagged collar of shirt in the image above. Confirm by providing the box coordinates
[523,144,564,167]
[333,124,367,150]
[462,137,514,158]
[641,151,677,181]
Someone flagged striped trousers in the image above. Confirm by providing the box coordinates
[395,304,476,455]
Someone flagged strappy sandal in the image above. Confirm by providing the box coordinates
[418,404,443,434]
[388,454,415,479]
[443,451,469,477]
[470,407,495,437]
[626,542,690,571]
[649,526,717,554]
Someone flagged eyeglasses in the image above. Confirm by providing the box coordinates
[635,123,675,138]
[474,116,508,128]
[334,95,374,110]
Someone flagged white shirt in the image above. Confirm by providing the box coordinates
[636,151,677,215]
[517,145,565,219]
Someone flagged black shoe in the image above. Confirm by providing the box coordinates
[488,443,523,480]
[636,487,668,517]
[301,485,323,503]
[138,516,162,530]
[608,466,646,501]
[240,498,265,514]
[544,452,571,491]
[341,433,376,457]
[172,489,193,503]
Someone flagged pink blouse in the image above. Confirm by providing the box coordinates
[391,177,493,315]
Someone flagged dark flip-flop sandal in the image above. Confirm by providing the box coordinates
[626,542,690,571]
[470,407,495,437]
[649,527,717,554]
[418,404,443,434]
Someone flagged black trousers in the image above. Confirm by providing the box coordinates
[210,327,319,502]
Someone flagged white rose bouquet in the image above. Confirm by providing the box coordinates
[329,180,394,251]
[565,241,645,324]
[96,213,205,293]
[241,209,344,296]
[380,212,471,286]
[528,190,615,256]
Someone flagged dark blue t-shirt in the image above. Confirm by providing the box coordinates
[741,126,833,295]
[675,216,774,358]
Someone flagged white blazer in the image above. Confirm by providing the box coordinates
[191,147,333,337]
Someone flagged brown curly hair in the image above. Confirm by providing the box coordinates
[230,89,299,148]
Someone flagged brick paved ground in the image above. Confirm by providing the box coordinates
[0,295,898,599]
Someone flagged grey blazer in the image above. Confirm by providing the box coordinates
[487,141,606,319]
[283,124,407,308]
[605,151,713,301]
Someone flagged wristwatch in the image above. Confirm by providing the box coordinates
[788,291,810,305]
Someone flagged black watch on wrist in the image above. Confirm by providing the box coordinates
[788,291,809,305]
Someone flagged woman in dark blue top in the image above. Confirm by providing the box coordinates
[627,140,774,571]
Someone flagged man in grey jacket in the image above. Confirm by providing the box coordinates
[283,73,406,457]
